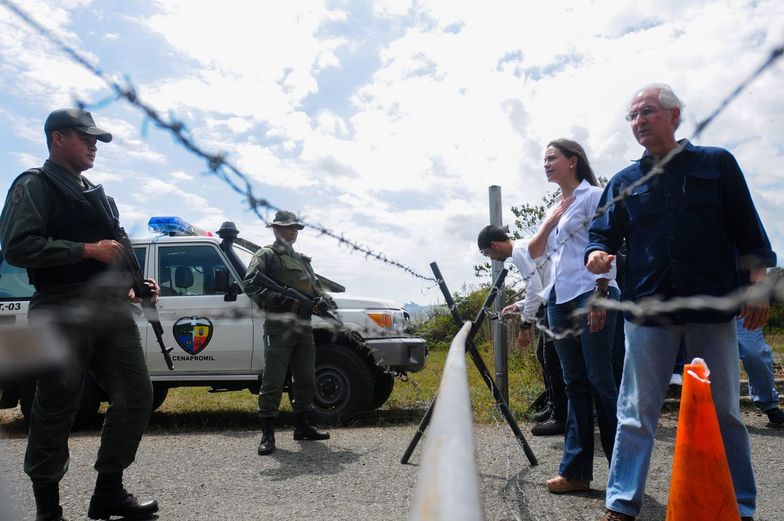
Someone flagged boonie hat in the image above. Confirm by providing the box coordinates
[44,108,113,143]
[267,210,304,229]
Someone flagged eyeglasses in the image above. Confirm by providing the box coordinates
[625,106,660,122]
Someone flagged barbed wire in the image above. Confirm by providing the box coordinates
[0,0,435,282]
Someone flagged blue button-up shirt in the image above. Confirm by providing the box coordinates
[585,140,776,324]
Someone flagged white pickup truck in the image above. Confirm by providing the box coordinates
[0,217,427,426]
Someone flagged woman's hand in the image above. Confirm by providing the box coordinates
[545,196,575,227]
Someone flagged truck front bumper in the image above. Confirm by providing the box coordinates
[365,337,427,373]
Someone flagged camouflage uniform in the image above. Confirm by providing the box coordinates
[244,240,328,417]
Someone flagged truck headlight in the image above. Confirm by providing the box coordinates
[367,312,394,329]
[366,310,408,334]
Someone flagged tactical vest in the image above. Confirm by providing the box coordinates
[20,166,112,291]
[263,244,317,297]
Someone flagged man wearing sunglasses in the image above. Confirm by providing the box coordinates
[585,84,775,521]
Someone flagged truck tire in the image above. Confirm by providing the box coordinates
[312,344,373,423]
[151,385,169,411]
[370,372,395,410]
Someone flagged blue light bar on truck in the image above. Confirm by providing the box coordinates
[148,216,194,236]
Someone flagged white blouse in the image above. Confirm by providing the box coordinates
[535,179,617,304]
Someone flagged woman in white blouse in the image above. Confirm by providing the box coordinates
[528,138,620,495]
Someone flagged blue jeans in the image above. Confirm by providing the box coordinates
[606,320,755,517]
[737,318,780,411]
[547,287,619,481]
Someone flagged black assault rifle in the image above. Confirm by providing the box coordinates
[83,184,175,370]
[249,271,342,328]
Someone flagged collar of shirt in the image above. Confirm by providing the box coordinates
[541,179,617,304]
[634,139,694,171]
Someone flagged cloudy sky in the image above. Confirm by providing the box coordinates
[0,0,782,306]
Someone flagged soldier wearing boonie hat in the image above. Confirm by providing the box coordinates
[244,209,332,456]
[265,210,305,229]
[0,108,159,521]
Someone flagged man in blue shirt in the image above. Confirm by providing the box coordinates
[585,84,775,521]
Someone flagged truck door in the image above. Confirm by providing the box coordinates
[151,243,254,375]
[0,253,33,327]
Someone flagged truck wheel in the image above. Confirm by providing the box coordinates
[313,344,373,423]
[370,372,395,410]
[151,385,169,411]
[72,376,101,430]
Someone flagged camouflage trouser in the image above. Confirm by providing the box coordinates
[24,320,152,484]
[258,322,315,418]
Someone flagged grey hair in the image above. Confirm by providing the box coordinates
[632,83,685,129]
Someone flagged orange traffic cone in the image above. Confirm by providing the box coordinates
[665,358,740,520]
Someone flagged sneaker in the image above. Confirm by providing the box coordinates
[765,407,784,428]
[531,418,565,436]
[602,510,635,521]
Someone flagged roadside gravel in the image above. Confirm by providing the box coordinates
[1,407,782,520]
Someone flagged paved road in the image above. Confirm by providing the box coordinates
[1,407,782,521]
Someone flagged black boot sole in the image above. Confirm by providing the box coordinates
[87,508,158,520]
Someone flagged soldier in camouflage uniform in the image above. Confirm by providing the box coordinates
[244,210,331,455]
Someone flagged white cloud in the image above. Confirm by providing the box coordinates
[169,171,194,181]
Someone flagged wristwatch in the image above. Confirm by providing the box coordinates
[593,286,609,298]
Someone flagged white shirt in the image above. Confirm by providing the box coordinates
[510,239,550,323]
[535,179,617,304]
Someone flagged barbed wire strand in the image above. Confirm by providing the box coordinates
[0,0,435,282]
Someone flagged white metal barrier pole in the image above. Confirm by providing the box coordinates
[408,321,484,521]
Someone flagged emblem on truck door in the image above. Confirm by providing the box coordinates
[173,316,214,355]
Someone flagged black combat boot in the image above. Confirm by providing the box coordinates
[258,418,276,455]
[33,482,66,521]
[87,471,158,520]
[293,412,330,441]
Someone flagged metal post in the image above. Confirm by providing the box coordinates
[489,185,508,403]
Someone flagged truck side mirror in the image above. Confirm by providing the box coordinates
[214,270,238,302]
